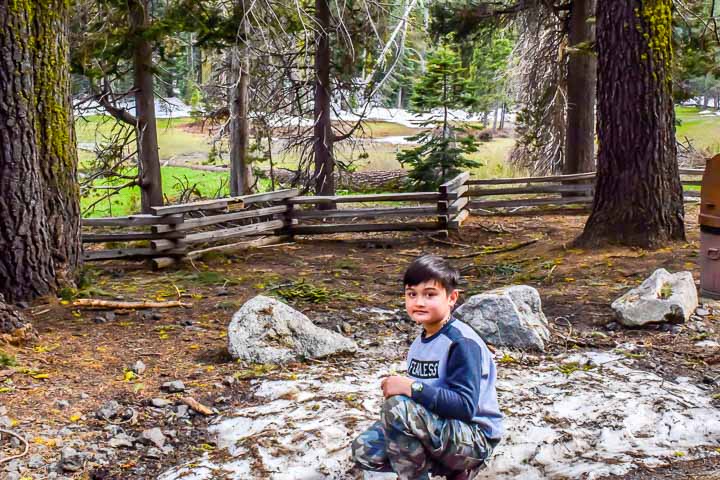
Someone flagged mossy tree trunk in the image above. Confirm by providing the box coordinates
[576,0,685,248]
[34,0,81,286]
[0,0,80,306]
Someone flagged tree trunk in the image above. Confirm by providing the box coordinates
[563,0,597,175]
[229,45,254,195]
[0,1,80,303]
[576,0,685,248]
[314,0,335,199]
[34,0,81,288]
[499,103,506,130]
[130,0,163,213]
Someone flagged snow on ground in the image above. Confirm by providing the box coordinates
[159,344,720,480]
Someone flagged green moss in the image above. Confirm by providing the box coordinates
[640,0,673,78]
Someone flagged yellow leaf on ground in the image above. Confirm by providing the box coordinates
[69,413,82,422]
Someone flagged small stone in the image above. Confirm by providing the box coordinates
[702,375,717,385]
[216,289,230,297]
[145,447,163,459]
[151,398,171,408]
[341,322,353,334]
[0,415,11,428]
[55,400,70,410]
[28,454,45,470]
[96,400,121,421]
[223,376,236,386]
[80,393,90,400]
[93,316,107,324]
[151,313,163,321]
[60,447,83,472]
[181,319,193,327]
[697,308,711,316]
[175,405,190,418]
[108,433,135,449]
[605,321,620,331]
[6,473,20,480]
[104,312,116,322]
[140,428,165,449]
[161,381,185,393]
[214,396,228,405]
[131,360,146,375]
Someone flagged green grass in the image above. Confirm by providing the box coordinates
[675,106,720,154]
[82,166,237,217]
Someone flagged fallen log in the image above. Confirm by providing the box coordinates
[181,397,215,416]
[71,299,192,309]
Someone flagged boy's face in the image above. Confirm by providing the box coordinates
[405,280,458,329]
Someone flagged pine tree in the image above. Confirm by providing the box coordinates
[398,45,480,189]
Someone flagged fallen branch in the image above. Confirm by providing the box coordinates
[0,428,29,464]
[71,299,192,310]
[443,239,539,260]
[181,397,215,416]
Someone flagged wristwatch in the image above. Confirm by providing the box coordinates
[411,381,424,395]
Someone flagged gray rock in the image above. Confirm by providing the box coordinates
[131,360,146,375]
[0,415,11,428]
[161,381,185,393]
[454,285,550,351]
[151,398,171,408]
[612,269,698,326]
[80,392,90,400]
[55,400,70,410]
[227,295,357,363]
[95,400,121,421]
[59,447,84,472]
[697,307,711,316]
[175,405,190,418]
[93,316,107,324]
[6,473,20,480]
[104,312,116,322]
[140,428,165,449]
[223,376,236,386]
[108,433,135,449]
[28,453,45,469]
[145,447,163,459]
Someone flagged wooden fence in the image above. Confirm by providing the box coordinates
[81,169,704,264]
[467,168,703,212]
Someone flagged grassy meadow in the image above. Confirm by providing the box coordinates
[77,106,717,216]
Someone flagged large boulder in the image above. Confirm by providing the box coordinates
[612,268,698,327]
[454,285,550,351]
[228,296,357,364]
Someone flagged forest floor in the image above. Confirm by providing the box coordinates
[3,204,720,479]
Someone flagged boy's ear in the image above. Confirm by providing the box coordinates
[449,289,459,304]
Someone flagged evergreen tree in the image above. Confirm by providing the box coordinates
[398,45,480,189]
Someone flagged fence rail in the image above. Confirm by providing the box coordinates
[81,168,706,265]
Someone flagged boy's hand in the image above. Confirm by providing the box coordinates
[381,375,414,398]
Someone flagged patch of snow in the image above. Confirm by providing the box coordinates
[160,351,720,480]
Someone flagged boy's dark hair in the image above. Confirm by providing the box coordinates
[403,255,459,293]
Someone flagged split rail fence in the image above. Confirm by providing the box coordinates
[81,169,705,264]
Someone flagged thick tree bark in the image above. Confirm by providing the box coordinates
[563,0,597,175]
[0,2,56,303]
[229,45,254,195]
[577,0,685,248]
[314,0,335,199]
[129,0,163,213]
[34,0,81,287]
[1,1,80,303]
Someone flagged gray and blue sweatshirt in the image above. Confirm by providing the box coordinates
[407,318,503,440]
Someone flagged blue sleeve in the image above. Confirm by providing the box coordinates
[410,338,482,422]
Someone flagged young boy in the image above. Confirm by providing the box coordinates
[352,255,502,480]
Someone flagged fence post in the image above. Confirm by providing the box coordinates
[439,172,470,232]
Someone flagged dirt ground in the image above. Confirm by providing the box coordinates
[2,204,720,479]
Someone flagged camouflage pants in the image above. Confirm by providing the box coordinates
[351,395,497,480]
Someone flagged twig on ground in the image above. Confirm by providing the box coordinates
[0,428,29,464]
[71,299,192,309]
